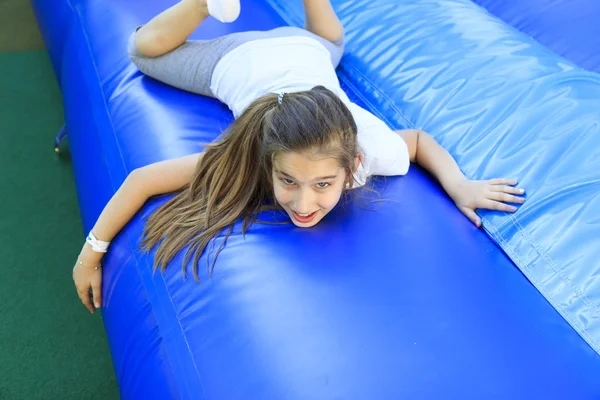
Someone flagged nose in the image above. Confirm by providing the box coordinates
[293,188,315,213]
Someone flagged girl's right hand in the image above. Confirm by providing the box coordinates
[73,244,104,313]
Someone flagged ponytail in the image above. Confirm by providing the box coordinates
[141,94,279,281]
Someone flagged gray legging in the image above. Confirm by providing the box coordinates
[128,26,344,98]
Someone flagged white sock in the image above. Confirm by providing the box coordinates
[206,0,241,23]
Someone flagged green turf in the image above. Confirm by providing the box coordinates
[0,51,119,399]
[0,0,45,52]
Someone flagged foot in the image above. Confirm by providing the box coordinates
[205,0,241,23]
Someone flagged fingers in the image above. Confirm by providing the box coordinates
[482,199,518,213]
[73,262,103,314]
[77,287,95,314]
[465,178,525,217]
[489,178,518,186]
[91,281,102,309]
[486,191,525,205]
[490,185,525,195]
[487,179,526,207]
[461,207,481,227]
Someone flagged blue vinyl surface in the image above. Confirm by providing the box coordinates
[471,0,600,74]
[30,0,600,398]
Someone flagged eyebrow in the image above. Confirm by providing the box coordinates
[276,170,338,182]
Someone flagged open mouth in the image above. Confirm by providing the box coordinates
[291,210,318,223]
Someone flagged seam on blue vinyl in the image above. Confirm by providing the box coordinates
[508,219,600,354]
[512,216,600,317]
[484,216,599,354]
[72,7,206,399]
[482,216,540,283]
[471,170,597,351]
[456,124,598,352]
[493,205,599,352]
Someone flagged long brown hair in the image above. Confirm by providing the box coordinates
[141,86,359,281]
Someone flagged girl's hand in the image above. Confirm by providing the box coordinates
[448,178,526,227]
[72,244,104,313]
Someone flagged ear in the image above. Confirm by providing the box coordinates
[353,153,363,174]
[346,153,363,189]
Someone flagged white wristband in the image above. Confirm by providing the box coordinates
[86,231,111,253]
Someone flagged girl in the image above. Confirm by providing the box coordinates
[73,0,526,313]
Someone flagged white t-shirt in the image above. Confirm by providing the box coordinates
[210,36,410,187]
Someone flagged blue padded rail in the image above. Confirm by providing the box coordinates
[31,0,600,398]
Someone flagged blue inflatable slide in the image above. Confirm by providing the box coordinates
[31,0,600,398]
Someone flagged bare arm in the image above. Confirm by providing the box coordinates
[86,152,203,245]
[74,152,202,312]
[397,129,525,226]
[398,129,464,192]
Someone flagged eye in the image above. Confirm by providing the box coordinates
[316,182,330,189]
[281,178,295,185]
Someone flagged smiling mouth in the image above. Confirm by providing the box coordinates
[291,210,318,223]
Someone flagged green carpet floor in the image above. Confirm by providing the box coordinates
[0,0,44,52]
[0,50,119,399]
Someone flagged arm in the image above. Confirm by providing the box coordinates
[397,129,525,227]
[399,129,464,193]
[86,152,202,245]
[74,152,202,313]
[303,0,345,43]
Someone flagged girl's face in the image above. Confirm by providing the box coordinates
[272,151,349,228]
